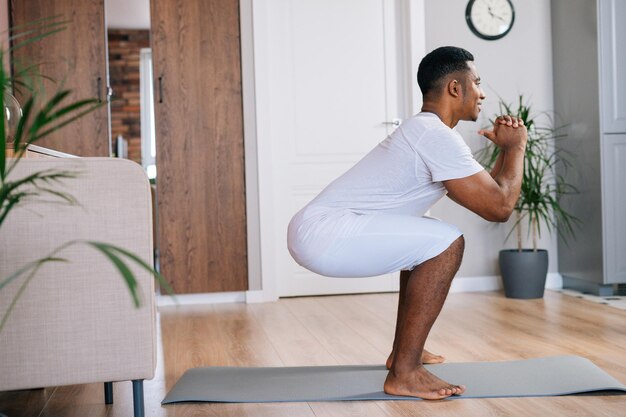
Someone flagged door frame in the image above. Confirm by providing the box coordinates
[241,0,426,302]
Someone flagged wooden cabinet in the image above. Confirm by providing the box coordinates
[552,0,626,295]
[9,0,248,294]
[9,0,110,157]
[150,0,248,293]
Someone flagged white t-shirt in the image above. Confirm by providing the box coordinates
[305,112,484,217]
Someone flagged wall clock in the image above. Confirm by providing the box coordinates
[465,0,515,41]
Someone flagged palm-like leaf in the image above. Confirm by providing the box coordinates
[476,95,580,251]
[0,240,177,333]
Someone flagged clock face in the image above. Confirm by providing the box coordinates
[466,0,515,40]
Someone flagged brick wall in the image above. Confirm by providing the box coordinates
[108,29,150,164]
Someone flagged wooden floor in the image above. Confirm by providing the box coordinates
[1,290,626,416]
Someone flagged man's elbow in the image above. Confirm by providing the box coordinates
[493,210,513,223]
[483,206,513,223]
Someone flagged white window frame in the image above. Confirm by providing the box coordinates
[139,47,157,178]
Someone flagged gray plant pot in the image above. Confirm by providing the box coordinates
[499,249,548,299]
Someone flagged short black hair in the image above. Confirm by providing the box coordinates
[417,46,474,96]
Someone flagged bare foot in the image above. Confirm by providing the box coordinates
[384,366,466,400]
[386,349,445,369]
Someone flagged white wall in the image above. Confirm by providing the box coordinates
[423,0,558,278]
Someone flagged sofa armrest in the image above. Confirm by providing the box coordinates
[0,157,156,391]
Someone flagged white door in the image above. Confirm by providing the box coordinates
[255,0,412,297]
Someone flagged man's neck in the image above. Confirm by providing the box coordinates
[421,101,459,129]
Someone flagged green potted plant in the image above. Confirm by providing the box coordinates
[478,95,579,299]
[0,19,171,332]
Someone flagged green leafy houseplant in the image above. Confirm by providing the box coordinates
[477,95,579,299]
[0,19,172,332]
[478,95,579,251]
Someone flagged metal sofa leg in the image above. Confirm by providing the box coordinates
[132,379,145,417]
[104,382,113,404]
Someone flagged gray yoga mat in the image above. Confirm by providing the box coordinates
[162,355,626,403]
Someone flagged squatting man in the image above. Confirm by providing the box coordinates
[287,46,527,399]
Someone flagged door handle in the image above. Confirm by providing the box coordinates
[158,76,163,103]
[383,118,402,127]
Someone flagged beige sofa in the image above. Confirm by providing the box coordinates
[0,156,156,417]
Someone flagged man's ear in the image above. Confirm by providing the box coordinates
[448,79,460,97]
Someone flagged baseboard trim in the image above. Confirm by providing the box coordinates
[245,290,279,303]
[156,274,563,306]
[450,273,562,293]
[157,291,246,307]
[545,272,563,289]
[450,275,501,293]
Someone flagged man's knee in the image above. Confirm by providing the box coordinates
[446,235,465,261]
[452,235,465,250]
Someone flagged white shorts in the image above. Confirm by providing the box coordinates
[287,207,462,278]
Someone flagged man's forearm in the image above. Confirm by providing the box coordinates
[493,145,525,213]
[489,148,506,178]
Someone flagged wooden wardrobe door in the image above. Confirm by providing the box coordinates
[151,0,248,293]
[9,0,110,157]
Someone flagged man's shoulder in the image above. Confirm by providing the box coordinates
[401,115,456,145]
